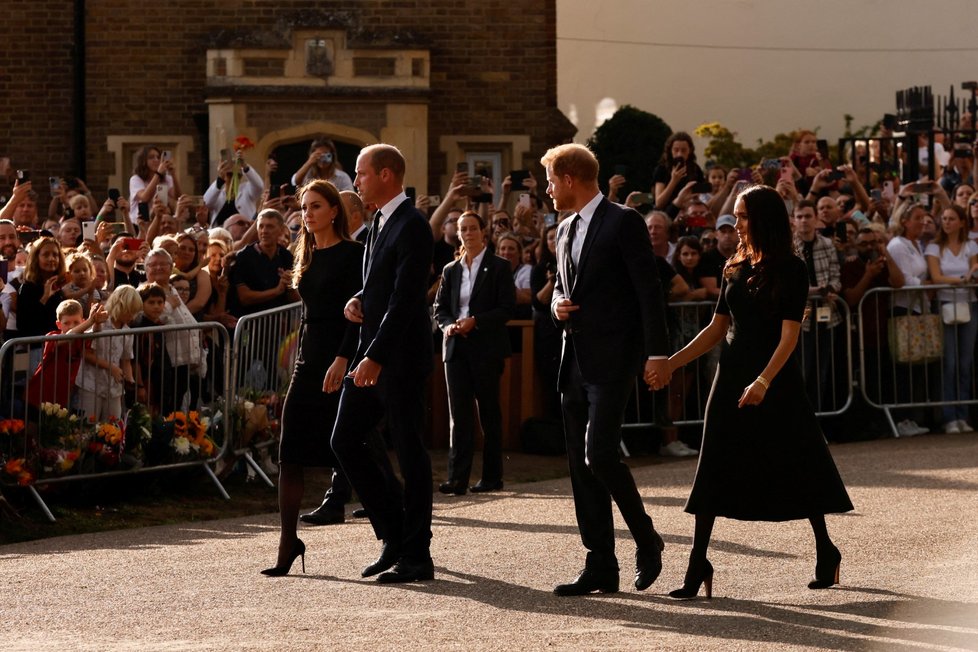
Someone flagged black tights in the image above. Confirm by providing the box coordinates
[688,513,834,561]
[274,462,304,565]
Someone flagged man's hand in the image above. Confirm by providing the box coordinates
[344,297,363,323]
[350,356,382,387]
[644,358,670,391]
[553,298,579,321]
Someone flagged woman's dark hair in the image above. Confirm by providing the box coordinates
[536,222,558,269]
[658,131,698,168]
[670,235,703,284]
[456,211,486,259]
[293,180,351,286]
[132,145,160,181]
[723,185,795,301]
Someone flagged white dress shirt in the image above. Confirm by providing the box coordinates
[458,247,488,319]
[377,192,408,231]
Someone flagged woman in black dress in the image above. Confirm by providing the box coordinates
[659,185,853,599]
[262,179,363,576]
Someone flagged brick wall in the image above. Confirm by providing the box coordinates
[2,0,572,202]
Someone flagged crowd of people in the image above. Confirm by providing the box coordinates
[8,123,978,599]
[1,126,977,458]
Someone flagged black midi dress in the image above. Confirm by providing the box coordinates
[684,256,853,521]
[279,240,363,465]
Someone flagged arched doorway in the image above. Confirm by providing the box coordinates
[266,139,363,194]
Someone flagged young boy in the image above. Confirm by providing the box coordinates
[26,299,108,411]
[133,282,168,412]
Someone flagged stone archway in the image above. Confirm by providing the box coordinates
[254,121,377,164]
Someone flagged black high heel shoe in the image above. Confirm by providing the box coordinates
[669,557,713,600]
[808,545,841,589]
[261,538,306,576]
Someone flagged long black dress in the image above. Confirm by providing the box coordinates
[279,240,363,465]
[685,256,853,521]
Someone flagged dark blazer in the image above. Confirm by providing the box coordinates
[551,197,669,385]
[433,250,516,362]
[355,198,434,376]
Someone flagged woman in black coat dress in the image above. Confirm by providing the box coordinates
[261,180,363,576]
[658,185,853,599]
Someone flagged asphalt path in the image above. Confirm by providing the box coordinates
[3,433,977,651]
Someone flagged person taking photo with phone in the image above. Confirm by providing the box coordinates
[204,150,265,227]
[129,146,181,222]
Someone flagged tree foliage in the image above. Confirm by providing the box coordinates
[694,122,795,169]
[587,105,672,197]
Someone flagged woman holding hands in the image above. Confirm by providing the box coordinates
[656,185,853,600]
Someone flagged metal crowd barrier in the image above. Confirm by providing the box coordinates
[0,321,231,521]
[624,295,854,434]
[227,301,302,486]
[857,284,978,437]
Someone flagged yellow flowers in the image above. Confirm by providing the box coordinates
[165,411,217,459]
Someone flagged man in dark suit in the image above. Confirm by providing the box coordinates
[433,211,516,495]
[544,143,671,596]
[331,144,435,584]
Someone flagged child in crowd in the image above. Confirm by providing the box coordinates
[26,299,108,411]
[75,285,141,421]
[90,255,110,296]
[62,252,105,315]
[170,275,191,306]
[133,282,168,413]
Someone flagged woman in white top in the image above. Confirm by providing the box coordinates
[290,138,353,191]
[885,203,932,436]
[129,146,182,222]
[886,204,929,313]
[925,204,978,433]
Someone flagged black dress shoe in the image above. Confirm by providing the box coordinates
[469,480,503,493]
[553,568,619,596]
[377,557,435,584]
[299,504,345,526]
[362,540,400,578]
[351,507,368,518]
[635,530,665,590]
[438,481,467,496]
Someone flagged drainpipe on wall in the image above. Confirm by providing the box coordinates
[72,0,86,178]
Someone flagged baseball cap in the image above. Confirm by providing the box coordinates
[716,214,736,230]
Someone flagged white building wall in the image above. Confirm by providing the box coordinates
[558,0,978,150]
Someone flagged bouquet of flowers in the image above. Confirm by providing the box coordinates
[227,135,256,202]
[35,403,91,479]
[1,419,31,486]
[165,411,218,461]
[123,403,153,467]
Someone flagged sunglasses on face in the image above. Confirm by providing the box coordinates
[493,220,510,228]
[700,237,717,244]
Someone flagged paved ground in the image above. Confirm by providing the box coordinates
[3,432,977,651]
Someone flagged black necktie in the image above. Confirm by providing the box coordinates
[566,213,581,286]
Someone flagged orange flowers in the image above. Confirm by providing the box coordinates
[233,135,255,152]
[3,458,33,486]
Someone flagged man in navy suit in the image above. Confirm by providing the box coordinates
[544,143,672,596]
[331,144,435,584]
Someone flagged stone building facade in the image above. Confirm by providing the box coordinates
[2,1,574,202]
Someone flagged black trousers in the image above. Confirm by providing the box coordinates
[331,370,432,561]
[562,344,657,571]
[445,346,505,486]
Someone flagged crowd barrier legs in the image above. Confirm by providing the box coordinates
[228,302,303,488]
[857,284,978,438]
[0,322,232,521]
